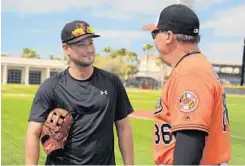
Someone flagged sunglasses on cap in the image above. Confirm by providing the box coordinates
[72,25,95,37]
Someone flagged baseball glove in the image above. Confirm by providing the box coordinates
[40,108,73,155]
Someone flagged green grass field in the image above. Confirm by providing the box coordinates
[1,84,245,165]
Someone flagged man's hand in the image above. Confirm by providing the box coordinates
[25,121,43,165]
[115,117,134,165]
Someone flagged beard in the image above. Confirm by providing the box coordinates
[70,56,95,68]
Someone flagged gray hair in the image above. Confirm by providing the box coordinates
[174,34,200,44]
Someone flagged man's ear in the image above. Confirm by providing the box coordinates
[166,31,175,44]
[62,43,69,55]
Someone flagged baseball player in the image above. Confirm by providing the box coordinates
[24,20,134,165]
[142,4,231,165]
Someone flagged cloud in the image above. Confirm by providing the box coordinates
[92,8,134,21]
[202,3,245,37]
[92,0,226,20]
[97,30,149,40]
[1,0,174,17]
[1,0,107,13]
[94,30,151,53]
[90,0,173,21]
[201,41,244,64]
[21,28,50,34]
[2,0,225,18]
[179,0,226,9]
[192,0,227,11]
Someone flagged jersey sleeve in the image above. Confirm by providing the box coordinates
[173,130,206,165]
[28,79,56,122]
[114,76,134,121]
[169,74,214,134]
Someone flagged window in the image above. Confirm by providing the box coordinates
[50,71,58,77]
[29,71,41,84]
[7,69,22,84]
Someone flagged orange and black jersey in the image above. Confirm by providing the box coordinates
[153,53,231,165]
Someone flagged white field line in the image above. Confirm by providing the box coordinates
[2,93,33,97]
[2,93,245,140]
[129,115,152,121]
[129,115,245,141]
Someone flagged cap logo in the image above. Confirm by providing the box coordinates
[193,28,199,34]
[76,22,86,29]
[72,23,95,37]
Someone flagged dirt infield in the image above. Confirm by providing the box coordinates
[130,110,153,120]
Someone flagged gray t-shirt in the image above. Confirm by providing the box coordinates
[28,67,134,165]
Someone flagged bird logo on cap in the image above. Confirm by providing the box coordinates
[72,23,86,37]
[72,22,95,37]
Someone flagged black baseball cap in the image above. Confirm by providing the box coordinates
[142,4,200,36]
[61,20,100,44]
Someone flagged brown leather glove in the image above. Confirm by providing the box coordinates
[40,108,73,155]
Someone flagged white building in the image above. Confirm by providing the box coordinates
[1,55,171,87]
[1,56,67,85]
[1,55,243,86]
[135,54,243,86]
[136,54,172,81]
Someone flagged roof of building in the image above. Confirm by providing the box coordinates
[1,54,242,68]
[138,54,242,66]
[210,60,242,66]
[1,56,67,69]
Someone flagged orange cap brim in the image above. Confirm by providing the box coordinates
[141,24,157,31]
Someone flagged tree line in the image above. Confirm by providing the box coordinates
[1,44,167,82]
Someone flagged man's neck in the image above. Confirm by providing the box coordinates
[68,64,94,81]
[170,44,199,68]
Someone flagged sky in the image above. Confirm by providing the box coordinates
[1,0,245,64]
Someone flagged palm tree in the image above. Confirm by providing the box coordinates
[143,44,154,72]
[156,58,167,89]
[49,54,61,60]
[116,48,127,57]
[103,47,111,56]
[21,48,40,59]
[63,52,69,65]
[124,51,139,81]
